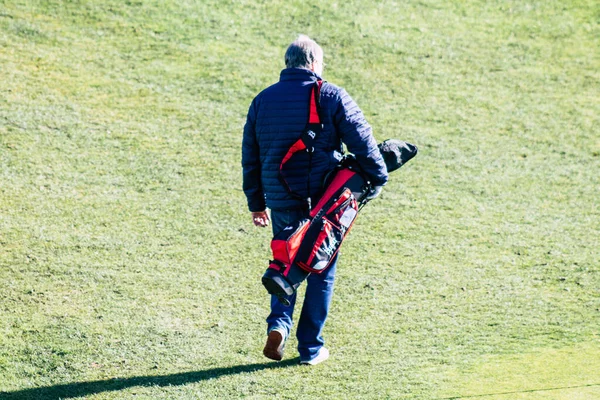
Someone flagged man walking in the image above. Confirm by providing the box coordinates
[242,35,388,365]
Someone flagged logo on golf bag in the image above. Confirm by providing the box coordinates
[321,234,339,257]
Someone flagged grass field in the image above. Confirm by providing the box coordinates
[1,0,599,399]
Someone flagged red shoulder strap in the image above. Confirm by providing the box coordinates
[308,80,323,124]
[278,80,324,210]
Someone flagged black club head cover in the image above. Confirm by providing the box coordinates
[378,139,418,173]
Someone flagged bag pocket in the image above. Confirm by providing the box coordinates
[271,218,311,266]
[295,189,359,273]
[296,217,344,272]
[325,188,358,231]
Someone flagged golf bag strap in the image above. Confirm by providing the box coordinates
[308,80,323,124]
[278,80,323,209]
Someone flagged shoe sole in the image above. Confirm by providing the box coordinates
[263,330,285,361]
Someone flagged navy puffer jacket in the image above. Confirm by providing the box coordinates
[242,68,388,211]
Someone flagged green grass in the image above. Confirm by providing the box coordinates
[1,0,599,399]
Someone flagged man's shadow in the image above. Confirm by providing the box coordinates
[0,358,300,400]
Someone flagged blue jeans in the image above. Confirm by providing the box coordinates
[267,208,338,362]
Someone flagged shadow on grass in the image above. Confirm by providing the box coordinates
[0,358,300,400]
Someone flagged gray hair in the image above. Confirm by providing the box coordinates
[285,35,323,69]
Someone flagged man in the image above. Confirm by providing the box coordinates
[242,35,388,365]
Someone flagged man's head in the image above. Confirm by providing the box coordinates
[285,35,324,76]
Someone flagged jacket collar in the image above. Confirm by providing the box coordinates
[279,68,322,82]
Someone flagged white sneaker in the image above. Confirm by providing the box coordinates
[300,347,329,365]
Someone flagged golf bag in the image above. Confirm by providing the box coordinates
[260,81,418,305]
[262,156,369,305]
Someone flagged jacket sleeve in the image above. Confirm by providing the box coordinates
[242,98,267,212]
[334,88,388,186]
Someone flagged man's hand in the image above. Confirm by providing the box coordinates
[251,211,270,227]
[365,185,383,201]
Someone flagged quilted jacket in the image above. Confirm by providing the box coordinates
[242,68,388,211]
